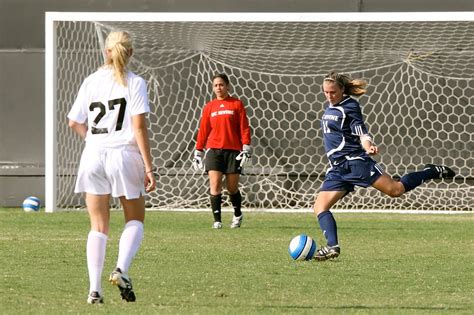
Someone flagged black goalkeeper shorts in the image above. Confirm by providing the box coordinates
[205,149,242,174]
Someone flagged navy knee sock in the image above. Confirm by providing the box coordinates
[210,194,222,222]
[317,211,338,247]
[400,168,438,193]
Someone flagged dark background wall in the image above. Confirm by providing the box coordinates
[0,0,473,207]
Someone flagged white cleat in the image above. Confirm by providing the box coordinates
[87,291,104,304]
[230,214,243,228]
[212,221,223,229]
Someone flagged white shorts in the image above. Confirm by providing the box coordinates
[75,145,145,199]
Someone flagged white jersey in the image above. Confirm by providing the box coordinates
[68,67,150,148]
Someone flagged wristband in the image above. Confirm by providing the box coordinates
[146,167,157,174]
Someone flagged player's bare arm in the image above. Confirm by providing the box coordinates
[132,113,156,192]
[68,119,88,139]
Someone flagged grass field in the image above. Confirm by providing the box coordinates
[1,208,473,314]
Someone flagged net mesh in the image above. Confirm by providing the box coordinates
[54,19,474,211]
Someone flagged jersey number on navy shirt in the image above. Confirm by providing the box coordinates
[89,97,127,134]
[322,120,331,134]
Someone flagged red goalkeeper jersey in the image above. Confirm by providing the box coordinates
[196,96,251,151]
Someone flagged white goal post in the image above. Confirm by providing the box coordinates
[45,12,474,212]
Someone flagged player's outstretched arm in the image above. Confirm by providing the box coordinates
[360,135,379,155]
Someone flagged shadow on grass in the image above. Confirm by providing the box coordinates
[264,304,467,312]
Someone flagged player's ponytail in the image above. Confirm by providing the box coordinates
[324,71,367,96]
[104,31,133,86]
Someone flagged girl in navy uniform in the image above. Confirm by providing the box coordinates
[313,71,455,261]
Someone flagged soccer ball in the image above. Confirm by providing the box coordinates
[288,234,316,261]
[23,196,41,212]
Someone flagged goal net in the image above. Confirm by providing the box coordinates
[45,13,474,212]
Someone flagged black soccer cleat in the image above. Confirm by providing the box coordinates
[87,291,104,304]
[314,245,341,261]
[109,268,136,302]
[424,164,456,179]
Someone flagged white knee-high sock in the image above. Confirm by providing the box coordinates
[87,230,108,294]
[116,220,144,274]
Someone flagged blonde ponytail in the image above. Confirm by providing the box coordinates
[104,31,133,86]
[324,71,367,96]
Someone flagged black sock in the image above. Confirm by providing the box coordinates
[210,194,222,222]
[229,191,242,217]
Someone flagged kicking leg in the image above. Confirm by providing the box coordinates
[373,163,455,197]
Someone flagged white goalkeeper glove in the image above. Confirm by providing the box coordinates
[236,144,251,167]
[192,150,204,171]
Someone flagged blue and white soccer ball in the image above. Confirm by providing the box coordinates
[23,196,41,212]
[288,234,316,261]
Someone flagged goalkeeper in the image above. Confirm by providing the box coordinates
[192,73,252,229]
[313,71,455,261]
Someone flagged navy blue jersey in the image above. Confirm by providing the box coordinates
[321,96,370,165]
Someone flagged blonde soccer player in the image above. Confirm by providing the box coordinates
[313,71,455,261]
[68,31,156,304]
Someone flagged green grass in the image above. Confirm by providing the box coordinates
[1,209,473,314]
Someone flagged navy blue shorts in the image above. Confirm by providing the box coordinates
[205,149,242,174]
[320,158,384,193]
